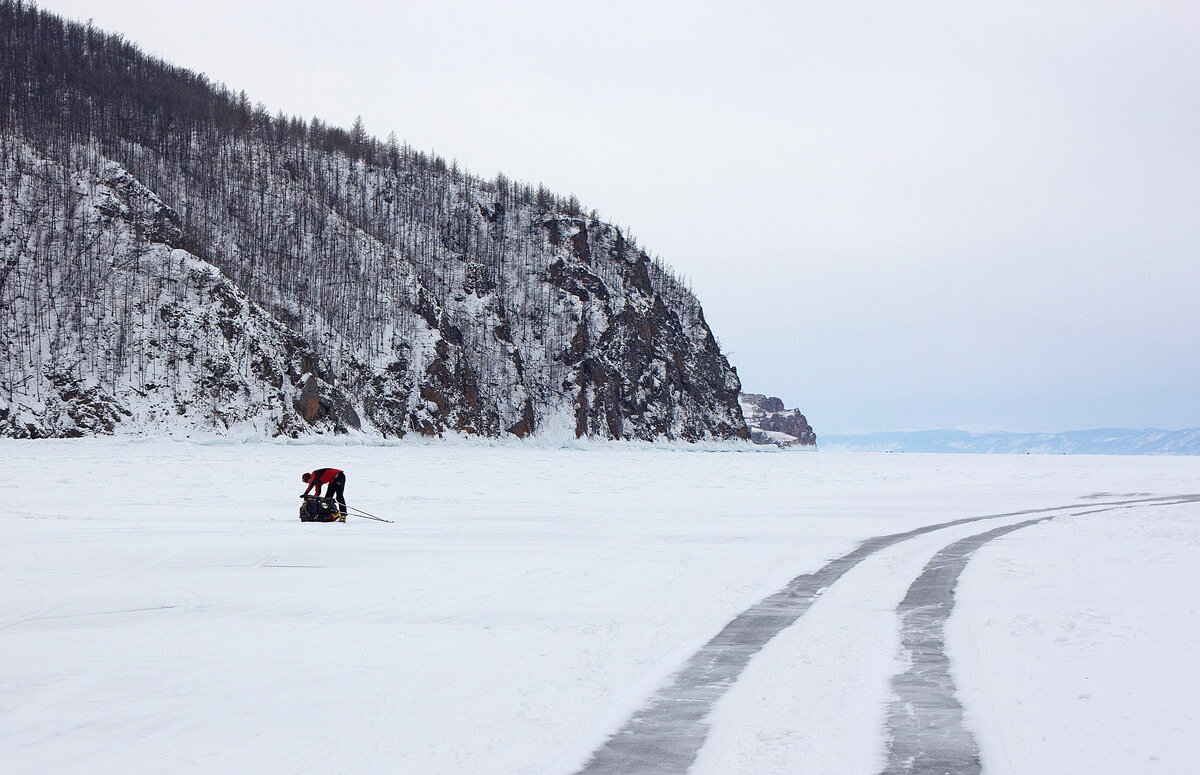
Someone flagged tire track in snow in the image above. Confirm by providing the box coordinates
[879,517,1050,775]
[880,494,1200,775]
[574,494,1197,775]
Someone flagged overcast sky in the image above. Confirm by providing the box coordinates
[36,0,1200,433]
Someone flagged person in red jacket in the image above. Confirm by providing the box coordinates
[301,467,347,513]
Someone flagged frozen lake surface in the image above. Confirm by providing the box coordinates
[3,439,1198,774]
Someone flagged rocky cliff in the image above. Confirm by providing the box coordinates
[0,3,756,441]
[739,393,817,448]
[0,135,747,440]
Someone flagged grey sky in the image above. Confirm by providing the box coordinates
[34,0,1200,433]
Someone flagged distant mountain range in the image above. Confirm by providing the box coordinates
[819,428,1200,456]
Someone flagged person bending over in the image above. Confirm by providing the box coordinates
[301,468,347,513]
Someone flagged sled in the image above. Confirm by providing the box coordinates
[299,495,345,523]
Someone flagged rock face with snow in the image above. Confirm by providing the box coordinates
[0,148,352,437]
[0,5,749,440]
[0,138,746,441]
[739,393,816,448]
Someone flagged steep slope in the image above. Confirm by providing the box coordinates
[0,141,358,437]
[739,393,817,448]
[0,3,748,440]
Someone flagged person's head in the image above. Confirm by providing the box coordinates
[301,472,312,483]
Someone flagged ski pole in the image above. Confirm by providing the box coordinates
[349,512,392,523]
[347,506,394,523]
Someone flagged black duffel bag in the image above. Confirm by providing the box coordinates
[300,496,343,522]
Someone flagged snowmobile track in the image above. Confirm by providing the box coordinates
[879,516,1050,775]
[574,494,1198,775]
[880,494,1200,775]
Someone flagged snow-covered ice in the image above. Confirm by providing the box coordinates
[3,440,1197,774]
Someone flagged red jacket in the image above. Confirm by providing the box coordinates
[302,468,342,497]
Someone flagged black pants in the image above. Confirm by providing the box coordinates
[322,472,347,512]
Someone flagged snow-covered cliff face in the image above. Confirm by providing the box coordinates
[0,137,747,440]
[0,142,342,437]
[739,393,816,448]
[0,3,753,441]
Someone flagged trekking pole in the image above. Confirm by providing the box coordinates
[347,506,394,523]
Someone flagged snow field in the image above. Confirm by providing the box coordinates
[691,516,1046,774]
[3,440,1198,774]
[949,502,1200,775]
